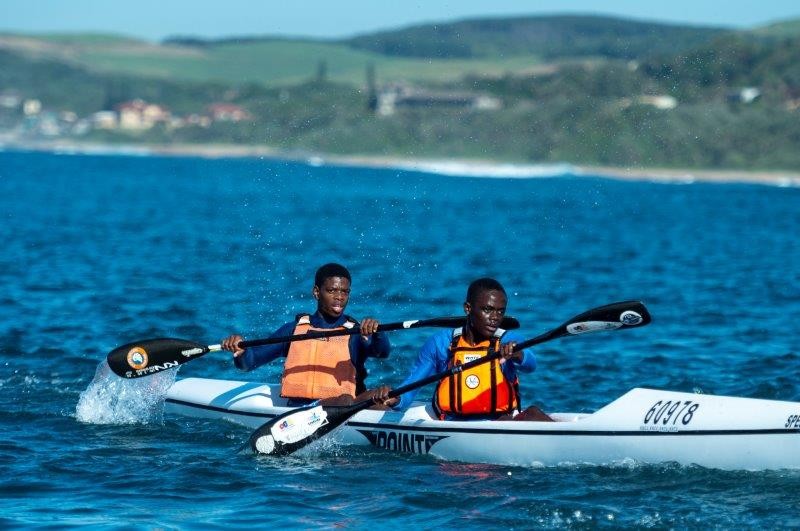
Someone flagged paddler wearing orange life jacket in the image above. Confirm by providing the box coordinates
[220,263,391,406]
[387,278,551,421]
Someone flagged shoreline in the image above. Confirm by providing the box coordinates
[4,139,800,187]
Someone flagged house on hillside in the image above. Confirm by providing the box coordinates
[23,99,42,116]
[91,111,118,130]
[0,90,22,110]
[116,99,170,130]
[727,87,761,104]
[619,94,678,110]
[207,103,251,122]
[374,83,502,116]
[637,95,678,109]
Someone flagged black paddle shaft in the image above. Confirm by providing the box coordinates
[106,315,520,378]
[239,315,521,348]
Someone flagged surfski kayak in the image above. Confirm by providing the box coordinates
[164,377,800,470]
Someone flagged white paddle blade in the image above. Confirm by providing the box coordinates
[270,406,329,444]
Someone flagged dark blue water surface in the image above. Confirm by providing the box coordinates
[1,150,800,528]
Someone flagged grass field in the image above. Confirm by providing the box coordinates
[0,33,545,87]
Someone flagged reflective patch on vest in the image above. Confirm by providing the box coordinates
[464,374,480,389]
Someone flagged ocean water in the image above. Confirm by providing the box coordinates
[1,149,799,528]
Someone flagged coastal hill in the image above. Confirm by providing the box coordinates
[343,15,728,59]
[1,15,729,86]
[1,14,799,171]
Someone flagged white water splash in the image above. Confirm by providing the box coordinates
[75,361,178,424]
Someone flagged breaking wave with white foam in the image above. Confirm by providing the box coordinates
[390,160,578,178]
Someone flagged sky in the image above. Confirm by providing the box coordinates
[1,0,798,41]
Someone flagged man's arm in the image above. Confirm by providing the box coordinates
[392,332,447,411]
[232,321,295,371]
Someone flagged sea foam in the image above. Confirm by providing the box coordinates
[390,160,577,178]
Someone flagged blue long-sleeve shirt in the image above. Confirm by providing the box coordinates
[234,311,391,395]
[393,328,536,411]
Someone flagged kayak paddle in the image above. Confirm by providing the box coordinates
[248,300,652,456]
[106,315,521,379]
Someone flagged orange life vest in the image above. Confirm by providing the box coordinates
[433,328,519,418]
[280,314,357,400]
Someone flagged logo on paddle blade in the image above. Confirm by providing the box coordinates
[126,347,149,370]
[566,321,622,335]
[271,406,329,444]
[620,311,643,326]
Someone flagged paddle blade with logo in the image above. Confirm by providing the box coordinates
[106,338,208,378]
[559,300,651,337]
[249,403,360,456]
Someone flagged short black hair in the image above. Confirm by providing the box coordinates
[314,263,351,287]
[466,277,506,304]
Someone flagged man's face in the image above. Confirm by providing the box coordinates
[465,289,507,341]
[313,276,351,318]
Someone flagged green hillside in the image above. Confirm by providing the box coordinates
[0,47,237,115]
[344,15,728,59]
[0,15,730,87]
[2,14,800,171]
[640,33,800,102]
[752,18,800,37]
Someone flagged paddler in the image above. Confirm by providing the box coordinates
[220,263,391,406]
[386,277,552,421]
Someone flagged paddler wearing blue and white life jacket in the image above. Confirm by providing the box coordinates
[220,263,391,406]
[388,278,549,421]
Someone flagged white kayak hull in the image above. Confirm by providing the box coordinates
[164,377,800,470]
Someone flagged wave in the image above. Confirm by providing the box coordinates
[388,160,578,178]
[5,141,798,187]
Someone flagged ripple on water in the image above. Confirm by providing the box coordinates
[1,152,799,528]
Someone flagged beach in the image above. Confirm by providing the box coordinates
[4,139,800,187]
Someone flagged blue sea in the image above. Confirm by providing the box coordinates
[1,149,799,528]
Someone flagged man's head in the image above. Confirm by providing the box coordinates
[313,263,352,319]
[464,278,508,341]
